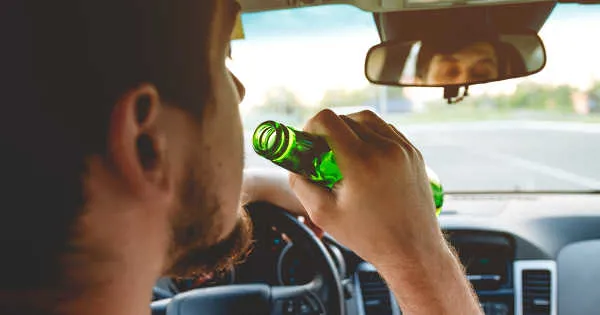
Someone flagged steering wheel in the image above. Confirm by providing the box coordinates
[151,202,344,315]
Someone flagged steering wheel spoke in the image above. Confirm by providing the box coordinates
[270,278,325,315]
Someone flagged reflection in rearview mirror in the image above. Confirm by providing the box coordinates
[365,33,546,87]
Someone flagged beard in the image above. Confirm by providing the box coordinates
[162,155,253,278]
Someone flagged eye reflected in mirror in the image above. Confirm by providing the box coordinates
[365,33,546,87]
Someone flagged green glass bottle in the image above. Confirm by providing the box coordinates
[426,166,445,216]
[252,120,444,214]
[253,120,343,189]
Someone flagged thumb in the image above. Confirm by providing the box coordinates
[288,173,336,227]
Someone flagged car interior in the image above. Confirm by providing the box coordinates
[151,0,600,314]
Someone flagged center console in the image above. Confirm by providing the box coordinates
[448,231,515,315]
[355,231,516,315]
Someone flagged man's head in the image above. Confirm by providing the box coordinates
[415,39,527,85]
[1,0,252,304]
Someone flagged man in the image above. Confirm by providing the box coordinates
[415,39,527,86]
[0,1,482,314]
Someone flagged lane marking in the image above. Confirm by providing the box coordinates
[465,148,600,189]
[403,121,600,134]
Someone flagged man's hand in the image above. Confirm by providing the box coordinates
[288,109,440,265]
[289,109,483,315]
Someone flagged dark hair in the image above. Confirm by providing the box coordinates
[495,42,527,77]
[0,0,216,292]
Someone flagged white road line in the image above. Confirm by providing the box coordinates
[403,121,600,134]
[466,148,600,189]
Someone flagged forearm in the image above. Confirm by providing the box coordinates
[241,169,305,216]
[375,241,483,315]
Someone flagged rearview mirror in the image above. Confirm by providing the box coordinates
[365,33,546,87]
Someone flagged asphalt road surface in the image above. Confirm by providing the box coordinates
[244,121,600,192]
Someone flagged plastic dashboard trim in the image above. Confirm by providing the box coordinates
[513,260,557,315]
[354,262,401,315]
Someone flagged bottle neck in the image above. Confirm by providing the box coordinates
[253,121,296,161]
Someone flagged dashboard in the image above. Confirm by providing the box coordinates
[348,193,600,315]
[351,231,515,315]
[157,193,600,315]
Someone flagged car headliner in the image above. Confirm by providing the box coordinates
[240,0,599,14]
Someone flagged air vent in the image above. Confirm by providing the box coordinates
[357,271,393,315]
[522,270,551,314]
[514,261,556,315]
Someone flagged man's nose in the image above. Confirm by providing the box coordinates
[457,66,470,85]
[231,72,246,102]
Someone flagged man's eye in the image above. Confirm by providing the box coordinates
[443,65,460,78]
[470,64,494,80]
[471,71,493,80]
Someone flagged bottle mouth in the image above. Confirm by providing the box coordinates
[252,121,290,160]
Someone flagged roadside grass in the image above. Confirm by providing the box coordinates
[386,107,600,125]
[242,108,600,132]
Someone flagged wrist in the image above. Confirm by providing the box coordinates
[366,227,449,271]
[371,235,452,278]
[372,241,483,315]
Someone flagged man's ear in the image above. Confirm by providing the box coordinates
[108,84,168,195]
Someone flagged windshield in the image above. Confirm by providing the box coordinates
[232,4,600,193]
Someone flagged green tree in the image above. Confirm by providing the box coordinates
[589,80,600,99]
[259,87,304,115]
[320,86,378,108]
[448,81,575,112]
[253,87,316,126]
[320,85,408,111]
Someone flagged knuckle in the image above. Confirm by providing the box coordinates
[397,143,420,162]
[306,109,338,132]
[313,109,337,123]
[382,140,408,160]
[357,109,380,122]
[394,128,407,139]
[412,146,424,161]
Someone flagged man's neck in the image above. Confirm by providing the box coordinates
[56,264,157,315]
[2,158,173,315]
[1,271,156,315]
[45,213,168,315]
[46,157,173,315]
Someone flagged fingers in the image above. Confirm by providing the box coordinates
[339,115,387,144]
[289,173,336,226]
[345,110,399,141]
[304,109,422,166]
[388,124,424,161]
[303,109,360,160]
[388,124,411,145]
[342,110,423,159]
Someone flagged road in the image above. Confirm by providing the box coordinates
[244,121,600,192]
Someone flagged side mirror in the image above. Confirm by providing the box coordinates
[365,32,546,87]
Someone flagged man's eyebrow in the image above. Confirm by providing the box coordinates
[475,58,496,65]
[439,55,458,62]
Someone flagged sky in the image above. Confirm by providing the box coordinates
[229,4,600,112]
